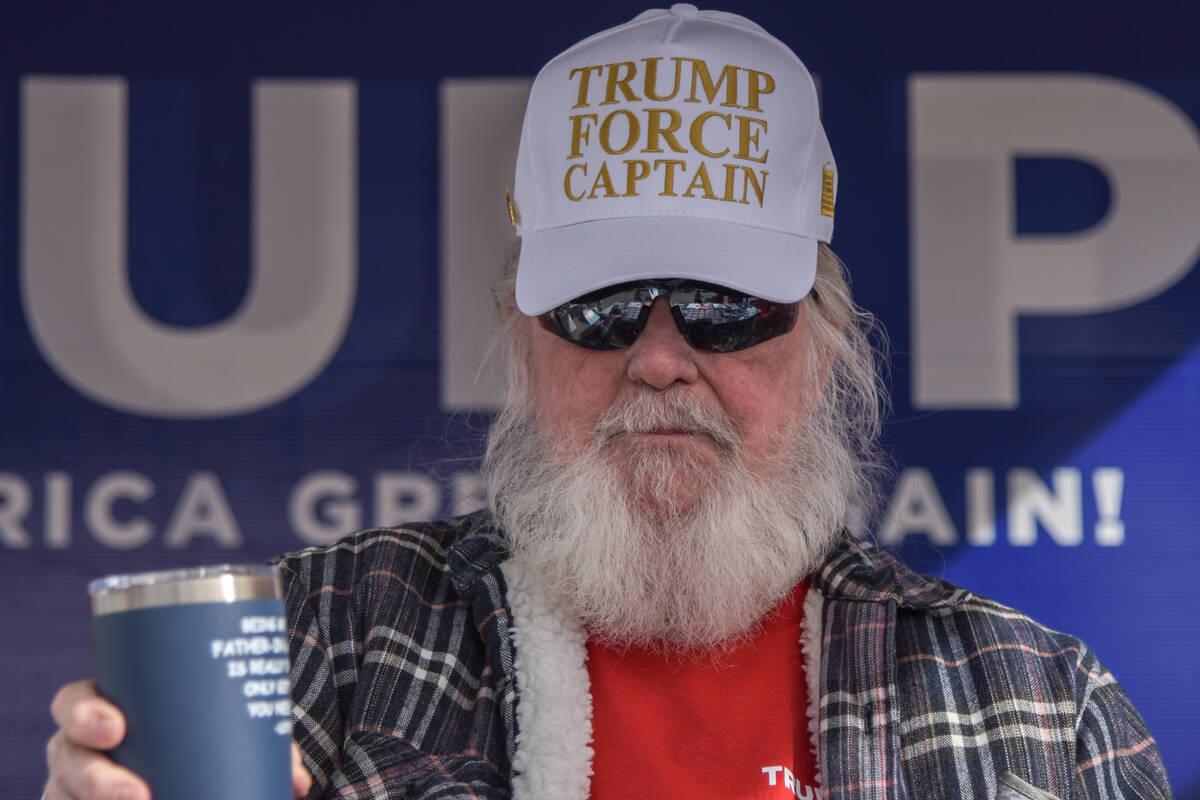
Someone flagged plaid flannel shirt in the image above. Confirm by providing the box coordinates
[276,511,1171,799]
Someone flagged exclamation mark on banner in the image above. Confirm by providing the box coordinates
[1093,468,1125,546]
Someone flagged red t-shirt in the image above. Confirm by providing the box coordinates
[586,581,818,799]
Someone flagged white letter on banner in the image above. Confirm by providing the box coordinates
[163,472,243,548]
[45,471,72,549]
[1092,467,1125,546]
[1007,468,1082,546]
[373,472,440,527]
[20,77,357,418]
[86,471,154,549]
[0,473,33,548]
[910,75,1200,408]
[965,468,996,546]
[878,467,959,546]
[289,471,360,545]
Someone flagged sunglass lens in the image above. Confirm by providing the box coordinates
[542,288,650,350]
[672,287,799,352]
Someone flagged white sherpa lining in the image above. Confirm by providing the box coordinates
[501,563,825,798]
[501,558,594,800]
[800,584,826,792]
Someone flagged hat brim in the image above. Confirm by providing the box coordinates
[514,216,818,315]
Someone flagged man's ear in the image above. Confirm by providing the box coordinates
[497,291,539,356]
[816,340,837,390]
[491,238,522,313]
[498,291,520,319]
[802,291,844,403]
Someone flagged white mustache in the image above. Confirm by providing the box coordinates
[593,390,741,453]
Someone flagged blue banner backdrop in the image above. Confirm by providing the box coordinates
[3,2,1199,796]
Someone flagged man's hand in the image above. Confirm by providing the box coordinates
[45,679,314,799]
[290,743,313,797]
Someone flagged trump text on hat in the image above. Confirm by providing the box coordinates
[562,57,773,206]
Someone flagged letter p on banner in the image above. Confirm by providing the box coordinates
[910,74,1200,408]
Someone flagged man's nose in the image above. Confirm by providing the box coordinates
[625,298,700,389]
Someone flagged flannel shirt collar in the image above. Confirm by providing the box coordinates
[447,510,509,593]
[815,536,969,610]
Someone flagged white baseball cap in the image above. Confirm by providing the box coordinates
[511,3,836,315]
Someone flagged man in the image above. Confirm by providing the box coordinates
[45,5,1170,799]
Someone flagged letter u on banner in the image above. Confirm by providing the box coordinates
[20,76,358,419]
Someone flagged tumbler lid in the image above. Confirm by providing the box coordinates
[89,564,282,615]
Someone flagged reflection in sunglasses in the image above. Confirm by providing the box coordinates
[539,279,800,353]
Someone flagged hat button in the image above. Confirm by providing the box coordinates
[669,3,699,18]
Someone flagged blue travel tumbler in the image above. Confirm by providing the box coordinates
[90,565,294,800]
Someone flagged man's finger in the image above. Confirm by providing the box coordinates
[42,775,74,800]
[50,680,126,751]
[48,731,149,800]
[292,742,313,797]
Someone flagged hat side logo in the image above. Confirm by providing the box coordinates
[505,188,521,229]
[820,164,835,218]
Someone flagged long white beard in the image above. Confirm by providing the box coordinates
[486,388,852,651]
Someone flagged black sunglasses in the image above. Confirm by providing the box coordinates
[537,279,801,353]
